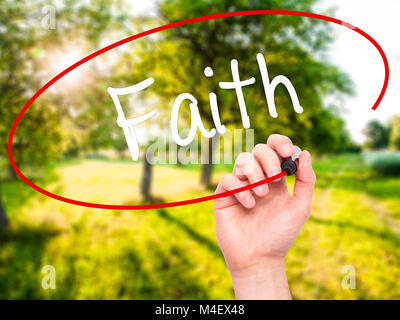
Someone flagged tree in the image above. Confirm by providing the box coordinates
[363,120,390,150]
[0,183,8,228]
[0,0,48,228]
[125,0,352,187]
[141,150,154,202]
[0,0,128,228]
[389,115,400,150]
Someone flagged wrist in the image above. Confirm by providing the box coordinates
[230,257,291,300]
[230,257,285,279]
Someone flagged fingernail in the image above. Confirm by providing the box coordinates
[268,165,281,177]
[245,196,255,207]
[281,144,293,156]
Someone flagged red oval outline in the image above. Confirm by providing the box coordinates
[8,10,389,210]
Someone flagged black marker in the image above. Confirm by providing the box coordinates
[281,146,301,176]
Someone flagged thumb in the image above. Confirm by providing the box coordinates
[290,150,316,216]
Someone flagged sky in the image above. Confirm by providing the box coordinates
[131,0,400,143]
[318,0,400,143]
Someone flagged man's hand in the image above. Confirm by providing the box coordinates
[214,134,316,299]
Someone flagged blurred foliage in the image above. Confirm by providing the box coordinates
[0,0,129,165]
[363,117,400,151]
[0,0,53,164]
[363,120,390,150]
[389,115,400,150]
[1,0,359,174]
[1,0,399,301]
[364,151,400,176]
[0,0,134,225]
[123,0,354,156]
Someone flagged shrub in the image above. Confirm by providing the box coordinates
[363,151,400,176]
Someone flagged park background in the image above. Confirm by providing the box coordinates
[1,0,400,299]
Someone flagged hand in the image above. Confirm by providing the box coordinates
[214,134,316,299]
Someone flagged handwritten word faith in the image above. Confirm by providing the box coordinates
[107,52,303,161]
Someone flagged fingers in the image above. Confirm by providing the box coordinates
[215,174,256,209]
[252,144,283,182]
[291,150,316,215]
[215,134,306,211]
[233,152,268,197]
[267,134,294,159]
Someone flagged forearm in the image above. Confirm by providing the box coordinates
[230,258,291,300]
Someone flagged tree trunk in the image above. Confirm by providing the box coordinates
[140,151,153,202]
[8,163,17,180]
[200,138,214,189]
[0,182,9,229]
[176,150,183,167]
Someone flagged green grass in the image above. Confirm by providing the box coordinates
[1,154,400,299]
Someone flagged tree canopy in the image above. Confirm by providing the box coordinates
[363,120,390,150]
[123,0,353,157]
